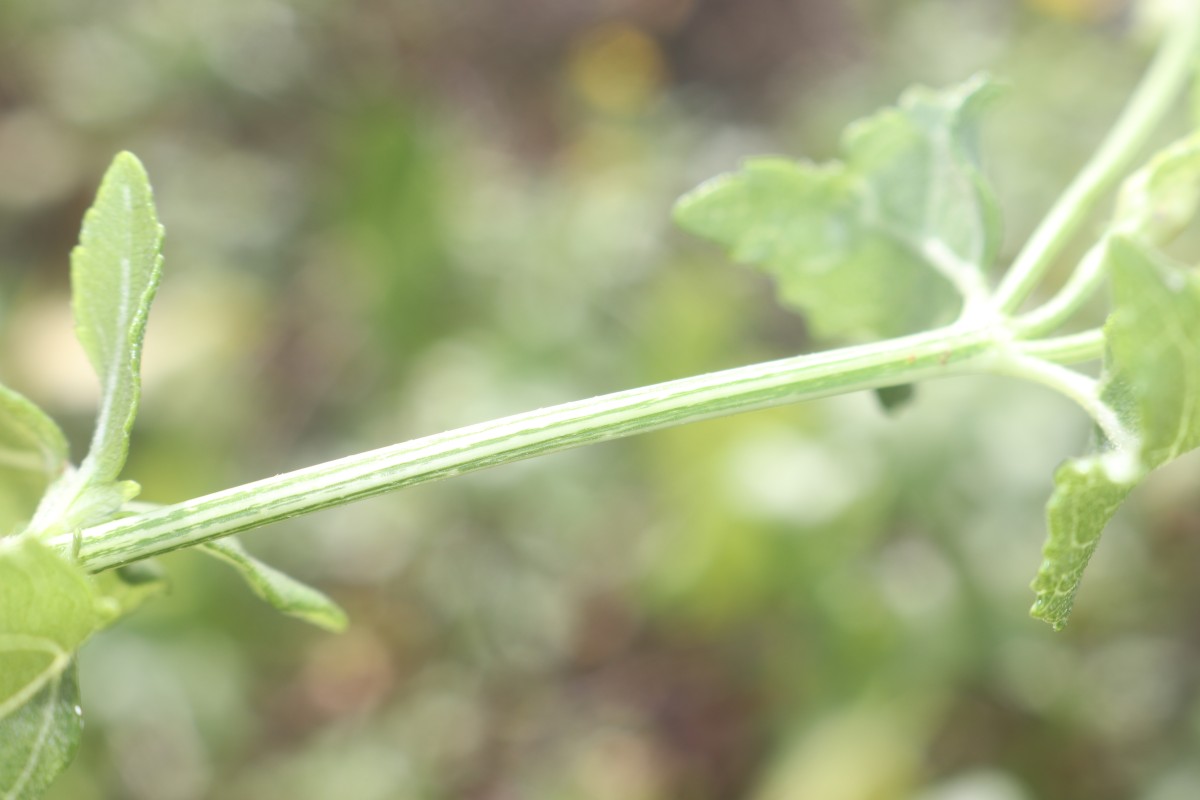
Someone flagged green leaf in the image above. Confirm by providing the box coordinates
[1030,237,1200,628]
[0,539,103,797]
[71,152,163,484]
[1114,133,1200,246]
[1029,456,1135,629]
[27,152,163,536]
[674,75,1000,340]
[201,538,347,632]
[0,537,100,720]
[0,385,68,536]
[874,383,915,413]
[1107,237,1200,467]
[0,662,82,800]
[0,386,68,485]
[94,560,169,628]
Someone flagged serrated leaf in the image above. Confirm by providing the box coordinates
[27,153,162,537]
[674,75,1000,340]
[201,538,347,632]
[0,537,100,720]
[1029,456,1135,629]
[842,76,1002,268]
[71,152,163,484]
[0,385,68,537]
[1115,133,1200,246]
[0,662,82,800]
[1030,237,1200,628]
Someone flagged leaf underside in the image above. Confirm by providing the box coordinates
[0,537,100,798]
[0,663,82,800]
[201,537,347,632]
[1030,237,1200,628]
[674,75,1001,341]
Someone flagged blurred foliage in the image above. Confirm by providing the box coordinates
[0,0,1198,798]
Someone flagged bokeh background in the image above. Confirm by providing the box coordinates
[2,0,1199,798]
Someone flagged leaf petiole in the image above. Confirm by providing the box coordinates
[990,5,1200,314]
[1013,238,1111,337]
[1014,328,1105,365]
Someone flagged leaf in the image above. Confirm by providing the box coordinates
[71,152,163,484]
[0,385,69,536]
[1029,456,1135,629]
[874,384,915,413]
[674,75,1001,340]
[0,386,68,485]
[0,539,103,797]
[201,538,347,632]
[1030,237,1200,628]
[94,560,169,628]
[27,152,162,536]
[1114,133,1200,246]
[0,537,100,720]
[0,662,82,800]
[1106,237,1200,467]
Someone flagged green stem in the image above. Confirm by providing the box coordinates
[990,7,1200,314]
[990,353,1134,452]
[60,324,1000,571]
[1014,238,1110,336]
[1016,329,1105,365]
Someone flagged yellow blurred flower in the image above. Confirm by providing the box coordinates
[567,24,667,116]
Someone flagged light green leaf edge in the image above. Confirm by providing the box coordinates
[201,538,348,632]
[0,384,70,536]
[27,152,163,537]
[0,385,68,485]
[673,75,1001,340]
[1030,237,1200,628]
[0,662,82,800]
[1114,132,1200,245]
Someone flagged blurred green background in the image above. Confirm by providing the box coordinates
[1,0,1199,798]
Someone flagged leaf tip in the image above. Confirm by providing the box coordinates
[110,150,149,178]
[1028,594,1070,631]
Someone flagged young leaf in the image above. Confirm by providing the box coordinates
[94,561,169,628]
[674,75,1000,340]
[1030,237,1200,628]
[27,152,163,536]
[1106,237,1200,467]
[0,385,68,484]
[200,538,347,632]
[0,385,69,535]
[1114,133,1200,245]
[0,662,82,800]
[71,151,163,485]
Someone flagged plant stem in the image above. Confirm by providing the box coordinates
[990,353,1135,452]
[990,6,1200,314]
[1016,329,1105,365]
[59,324,1001,571]
[1014,238,1110,336]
